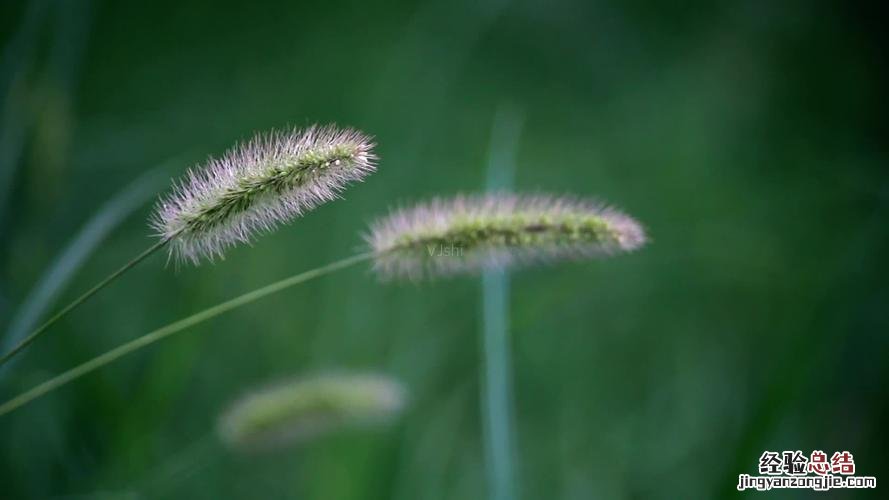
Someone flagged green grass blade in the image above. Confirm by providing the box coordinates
[1,164,170,373]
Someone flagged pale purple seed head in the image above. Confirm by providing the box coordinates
[366,193,646,280]
[151,125,377,264]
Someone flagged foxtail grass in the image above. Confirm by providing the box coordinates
[153,125,376,264]
[218,372,406,452]
[367,193,646,280]
[0,191,644,417]
[0,124,376,367]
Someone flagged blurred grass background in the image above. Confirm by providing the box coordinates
[1,0,886,498]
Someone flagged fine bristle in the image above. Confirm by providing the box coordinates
[151,125,377,264]
[366,193,646,280]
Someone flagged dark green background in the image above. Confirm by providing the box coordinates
[1,0,885,498]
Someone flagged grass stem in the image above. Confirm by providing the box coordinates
[480,103,524,500]
[0,252,373,417]
[0,237,170,366]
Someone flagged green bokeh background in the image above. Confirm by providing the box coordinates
[1,0,886,498]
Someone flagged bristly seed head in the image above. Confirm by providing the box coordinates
[366,193,646,280]
[152,125,377,264]
[217,372,406,453]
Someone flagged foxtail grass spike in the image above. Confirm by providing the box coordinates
[366,193,646,280]
[217,373,406,452]
[152,125,377,263]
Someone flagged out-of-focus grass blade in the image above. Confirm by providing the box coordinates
[0,0,50,230]
[1,163,173,374]
[1,0,90,326]
[481,103,524,500]
[1,0,92,230]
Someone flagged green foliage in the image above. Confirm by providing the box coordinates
[0,0,885,499]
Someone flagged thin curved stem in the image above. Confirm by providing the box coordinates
[0,252,374,417]
[0,237,171,367]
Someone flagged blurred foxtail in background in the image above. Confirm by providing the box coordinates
[218,372,406,452]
